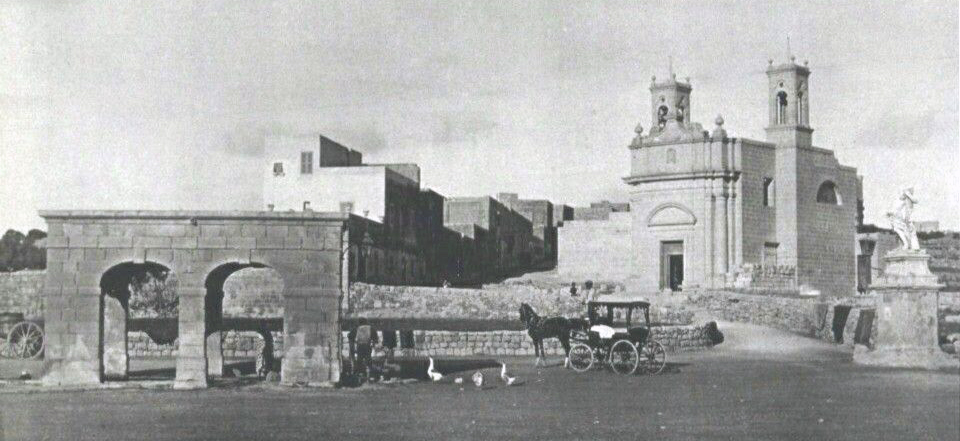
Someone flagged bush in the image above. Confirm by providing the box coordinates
[129,271,179,318]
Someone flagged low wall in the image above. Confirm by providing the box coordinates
[348,282,695,325]
[127,331,285,358]
[0,270,44,320]
[340,324,718,358]
[687,290,828,338]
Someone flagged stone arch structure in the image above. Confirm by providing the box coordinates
[646,203,697,227]
[39,210,349,389]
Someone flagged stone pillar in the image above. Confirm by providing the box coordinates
[854,250,956,369]
[704,182,715,288]
[281,286,341,386]
[727,183,736,272]
[102,295,128,380]
[174,287,208,389]
[42,286,102,386]
[717,186,729,279]
[206,332,224,377]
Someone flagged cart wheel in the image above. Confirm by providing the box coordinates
[609,340,639,375]
[568,343,594,372]
[640,340,666,374]
[8,321,44,359]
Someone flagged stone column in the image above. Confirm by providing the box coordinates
[717,183,729,280]
[102,295,128,380]
[704,181,715,288]
[727,183,737,272]
[174,287,208,389]
[206,332,224,377]
[854,250,956,369]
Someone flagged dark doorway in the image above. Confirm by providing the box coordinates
[660,241,684,291]
[669,255,684,291]
[853,309,875,346]
[832,305,852,343]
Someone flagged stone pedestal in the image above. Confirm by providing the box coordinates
[206,332,224,377]
[854,250,957,370]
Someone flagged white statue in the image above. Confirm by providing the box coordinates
[886,187,920,251]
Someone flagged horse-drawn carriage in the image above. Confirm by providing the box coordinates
[567,297,666,375]
[0,313,45,360]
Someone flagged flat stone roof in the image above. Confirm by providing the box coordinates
[37,210,350,221]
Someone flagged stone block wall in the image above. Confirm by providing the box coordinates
[127,330,285,358]
[340,324,716,358]
[556,212,633,282]
[0,270,45,320]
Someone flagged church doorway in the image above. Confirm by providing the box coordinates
[660,241,684,291]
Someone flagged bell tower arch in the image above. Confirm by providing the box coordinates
[764,54,812,148]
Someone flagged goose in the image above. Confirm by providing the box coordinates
[427,357,443,382]
[471,371,484,388]
[500,363,517,386]
[454,377,463,385]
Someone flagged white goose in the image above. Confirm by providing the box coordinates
[471,371,484,388]
[427,357,443,382]
[500,362,518,386]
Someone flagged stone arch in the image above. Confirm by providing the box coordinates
[816,180,842,205]
[203,262,285,377]
[647,203,697,227]
[776,90,788,124]
[99,261,177,381]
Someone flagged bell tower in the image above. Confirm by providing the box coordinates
[764,54,812,148]
[649,59,692,134]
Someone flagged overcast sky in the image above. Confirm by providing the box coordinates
[1,0,958,232]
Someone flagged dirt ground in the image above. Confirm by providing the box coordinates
[1,322,957,441]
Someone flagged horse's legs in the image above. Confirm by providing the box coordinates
[534,339,543,366]
[560,336,571,368]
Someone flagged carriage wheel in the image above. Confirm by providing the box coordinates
[568,343,594,372]
[609,340,639,375]
[7,321,44,359]
[640,340,666,374]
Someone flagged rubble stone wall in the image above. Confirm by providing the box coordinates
[0,270,45,320]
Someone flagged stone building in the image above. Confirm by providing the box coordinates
[262,134,445,285]
[262,134,556,286]
[496,193,556,265]
[443,196,533,278]
[560,56,862,297]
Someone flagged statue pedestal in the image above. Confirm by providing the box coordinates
[854,250,956,370]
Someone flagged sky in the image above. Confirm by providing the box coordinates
[1,0,958,233]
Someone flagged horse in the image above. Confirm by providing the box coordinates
[518,303,575,368]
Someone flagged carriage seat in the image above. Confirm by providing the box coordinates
[589,325,617,340]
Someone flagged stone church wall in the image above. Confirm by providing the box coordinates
[794,147,860,297]
[738,141,778,265]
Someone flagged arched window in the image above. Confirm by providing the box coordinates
[816,181,842,205]
[776,91,788,124]
[666,148,677,164]
[657,105,669,129]
[763,178,775,207]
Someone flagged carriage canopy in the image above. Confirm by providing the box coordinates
[587,296,651,328]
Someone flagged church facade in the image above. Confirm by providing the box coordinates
[561,56,862,297]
